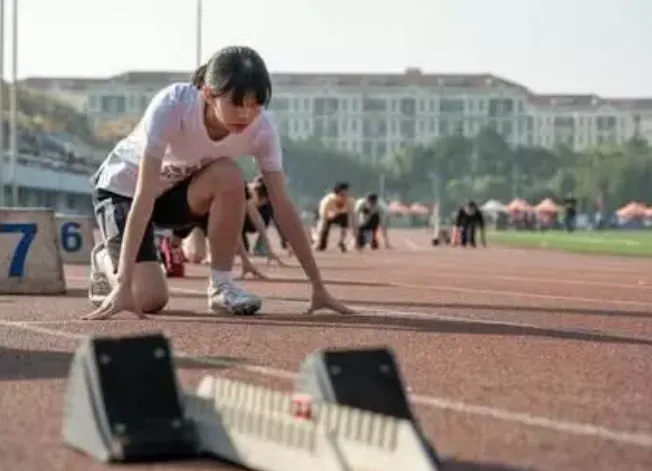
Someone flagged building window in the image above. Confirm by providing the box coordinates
[362,98,386,113]
[439,99,464,114]
[100,95,126,114]
[377,141,387,156]
[270,97,290,112]
[400,98,416,117]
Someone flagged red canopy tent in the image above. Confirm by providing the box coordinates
[616,202,648,219]
[534,198,561,214]
[388,201,410,216]
[505,198,532,213]
[409,203,430,216]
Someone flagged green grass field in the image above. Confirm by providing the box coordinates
[489,229,652,257]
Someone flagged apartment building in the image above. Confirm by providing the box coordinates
[22,69,652,162]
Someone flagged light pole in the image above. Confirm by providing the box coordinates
[0,0,4,207]
[428,171,440,206]
[428,171,441,239]
[196,0,202,67]
[8,0,16,206]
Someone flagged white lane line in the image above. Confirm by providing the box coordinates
[384,282,652,308]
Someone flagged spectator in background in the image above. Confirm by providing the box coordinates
[455,200,486,248]
[563,195,577,232]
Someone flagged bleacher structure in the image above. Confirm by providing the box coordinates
[15,126,103,175]
[0,124,104,211]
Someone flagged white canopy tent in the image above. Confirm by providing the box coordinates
[481,199,506,214]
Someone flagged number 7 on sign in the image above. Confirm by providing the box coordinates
[0,223,38,277]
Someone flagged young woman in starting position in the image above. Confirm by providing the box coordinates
[85,45,353,320]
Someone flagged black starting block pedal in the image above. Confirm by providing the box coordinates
[62,333,197,462]
[296,346,442,468]
[296,347,413,420]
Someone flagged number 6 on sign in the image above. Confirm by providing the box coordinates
[0,223,38,277]
[60,221,82,253]
[55,215,94,264]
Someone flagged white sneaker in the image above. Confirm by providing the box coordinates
[208,281,262,315]
[88,242,112,307]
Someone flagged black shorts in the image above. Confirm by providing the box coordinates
[172,180,253,240]
[172,221,207,240]
[93,178,208,272]
[328,213,349,229]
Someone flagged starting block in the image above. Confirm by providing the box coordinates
[296,347,441,466]
[62,333,441,470]
[62,333,196,462]
[296,347,414,419]
[0,207,66,294]
[55,213,95,264]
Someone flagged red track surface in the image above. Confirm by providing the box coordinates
[1,229,652,471]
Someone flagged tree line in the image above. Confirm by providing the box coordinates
[275,129,652,214]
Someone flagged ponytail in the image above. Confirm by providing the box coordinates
[191,63,208,88]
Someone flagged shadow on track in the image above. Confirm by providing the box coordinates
[0,346,253,381]
[442,460,539,471]
[149,309,652,348]
[269,295,652,320]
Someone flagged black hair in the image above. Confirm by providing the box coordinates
[191,46,272,107]
[333,181,350,194]
[366,193,378,204]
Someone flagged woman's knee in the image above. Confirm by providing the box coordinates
[133,285,169,313]
[187,160,245,215]
[132,263,169,313]
[193,160,244,197]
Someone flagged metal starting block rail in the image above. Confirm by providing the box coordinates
[184,375,440,471]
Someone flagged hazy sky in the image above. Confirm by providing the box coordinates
[9,0,652,96]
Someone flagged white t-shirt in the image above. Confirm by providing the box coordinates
[354,198,389,226]
[93,82,283,198]
[318,192,354,220]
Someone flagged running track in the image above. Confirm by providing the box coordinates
[1,229,652,471]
